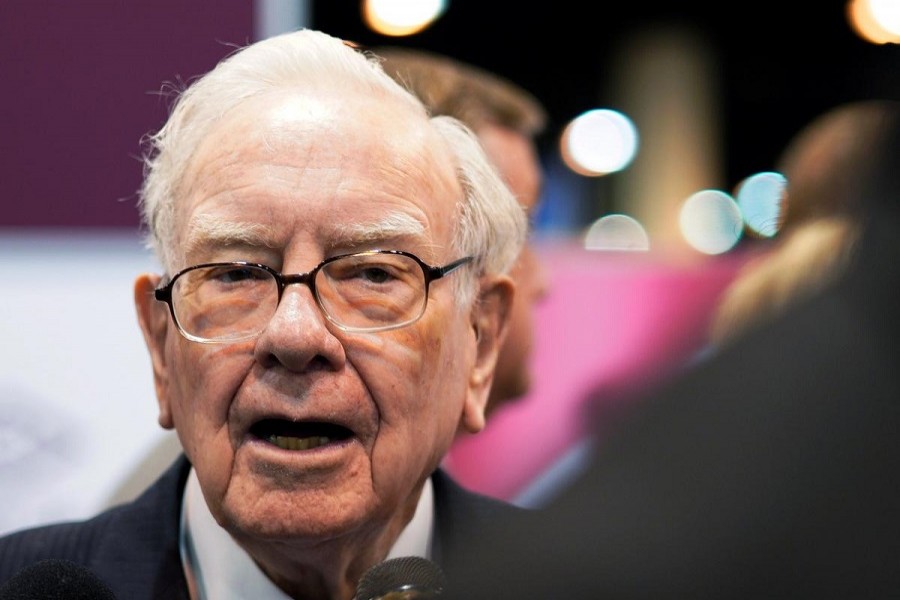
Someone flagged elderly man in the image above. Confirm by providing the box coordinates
[0,28,525,600]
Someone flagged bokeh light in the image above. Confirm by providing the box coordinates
[847,0,900,43]
[560,109,639,176]
[583,214,650,251]
[679,189,743,255]
[362,0,446,37]
[735,171,788,238]
[869,0,900,34]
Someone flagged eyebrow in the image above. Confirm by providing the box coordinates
[331,211,426,246]
[183,215,277,256]
[182,210,427,256]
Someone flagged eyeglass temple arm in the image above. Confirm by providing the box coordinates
[429,256,475,280]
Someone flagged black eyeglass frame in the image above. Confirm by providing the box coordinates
[154,249,475,342]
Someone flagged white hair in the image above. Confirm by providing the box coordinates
[138,28,525,305]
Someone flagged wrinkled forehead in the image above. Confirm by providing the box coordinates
[174,88,463,256]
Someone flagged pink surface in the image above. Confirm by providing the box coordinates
[444,240,746,501]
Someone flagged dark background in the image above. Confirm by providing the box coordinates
[313,1,900,190]
[2,1,897,229]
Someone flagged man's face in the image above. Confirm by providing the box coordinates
[476,124,549,413]
[134,90,500,553]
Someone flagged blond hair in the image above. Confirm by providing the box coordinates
[372,46,547,136]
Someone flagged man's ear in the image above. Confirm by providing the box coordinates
[134,273,175,430]
[461,275,514,434]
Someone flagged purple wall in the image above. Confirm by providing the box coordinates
[0,0,253,229]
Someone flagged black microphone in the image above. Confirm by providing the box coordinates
[354,556,446,600]
[0,559,117,599]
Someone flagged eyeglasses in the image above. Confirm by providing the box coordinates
[154,250,474,344]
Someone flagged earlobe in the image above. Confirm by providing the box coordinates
[461,275,514,434]
[134,273,175,430]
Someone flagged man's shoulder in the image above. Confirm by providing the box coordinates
[431,468,532,549]
[0,455,191,592]
[430,468,534,579]
[0,508,120,573]
[431,468,527,519]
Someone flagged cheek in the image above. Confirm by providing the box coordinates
[167,339,256,515]
[166,338,253,451]
[408,313,466,388]
[345,327,432,410]
[367,325,468,493]
[350,314,469,436]
[401,315,471,428]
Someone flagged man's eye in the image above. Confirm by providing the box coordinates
[208,266,265,284]
[358,266,392,283]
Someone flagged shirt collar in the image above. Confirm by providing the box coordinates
[179,467,435,599]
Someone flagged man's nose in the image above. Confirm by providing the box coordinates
[252,283,346,371]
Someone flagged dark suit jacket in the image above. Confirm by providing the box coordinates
[0,455,522,599]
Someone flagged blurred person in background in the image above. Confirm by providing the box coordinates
[709,99,900,346]
[441,99,900,598]
[375,46,550,417]
[0,28,528,599]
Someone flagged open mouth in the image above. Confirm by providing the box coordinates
[250,419,353,451]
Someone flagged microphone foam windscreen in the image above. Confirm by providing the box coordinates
[354,555,447,600]
[0,559,117,599]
